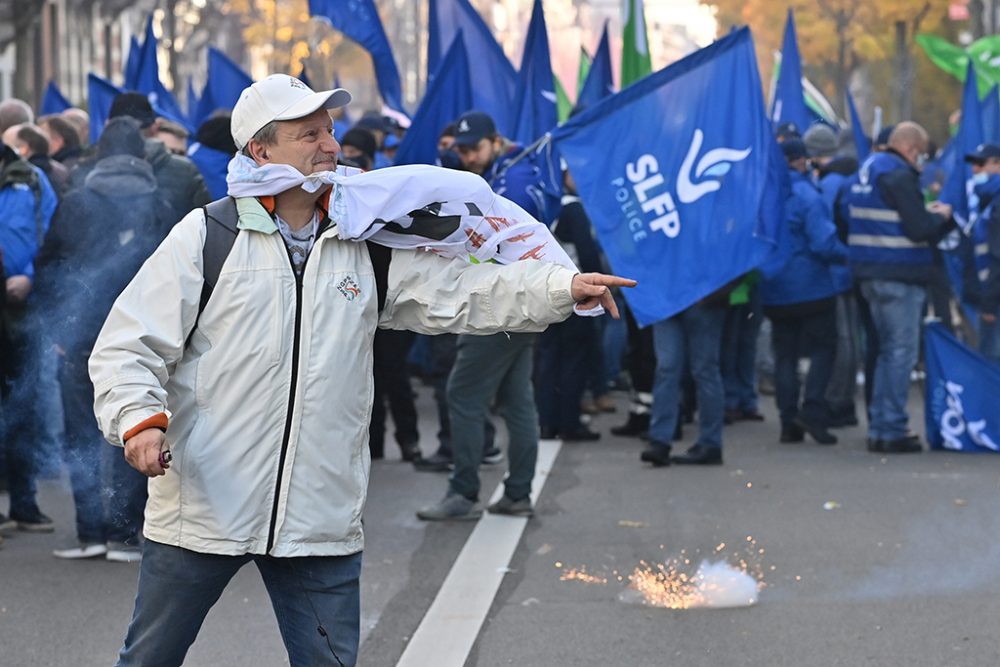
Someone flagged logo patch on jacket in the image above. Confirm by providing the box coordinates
[336,275,362,301]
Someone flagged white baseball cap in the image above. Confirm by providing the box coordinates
[231,74,352,150]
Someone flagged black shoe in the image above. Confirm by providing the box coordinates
[672,421,683,441]
[737,409,765,422]
[611,413,650,437]
[640,442,672,467]
[671,444,723,465]
[481,446,504,465]
[866,437,884,453]
[414,451,453,472]
[560,427,601,442]
[780,422,805,443]
[540,426,558,440]
[800,419,837,445]
[12,509,54,533]
[880,435,922,453]
[828,413,859,428]
[400,442,422,463]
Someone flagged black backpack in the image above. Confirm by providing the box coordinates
[192,196,390,337]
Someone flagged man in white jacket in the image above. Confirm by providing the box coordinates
[89,74,632,667]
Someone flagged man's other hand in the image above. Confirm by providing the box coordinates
[5,275,32,304]
[124,428,169,477]
[570,273,637,318]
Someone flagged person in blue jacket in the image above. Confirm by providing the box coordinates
[761,138,849,446]
[0,139,58,533]
[967,143,1000,362]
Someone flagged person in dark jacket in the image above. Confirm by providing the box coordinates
[36,117,174,561]
[536,167,604,441]
[39,114,85,170]
[69,92,211,226]
[187,114,237,200]
[762,139,849,445]
[967,143,1000,362]
[845,122,955,453]
[3,123,70,196]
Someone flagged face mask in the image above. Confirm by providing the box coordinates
[915,153,929,170]
[973,172,989,185]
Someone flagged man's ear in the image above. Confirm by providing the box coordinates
[246,139,269,164]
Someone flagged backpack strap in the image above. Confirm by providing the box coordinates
[185,196,239,348]
[365,240,391,313]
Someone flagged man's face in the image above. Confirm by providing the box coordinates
[438,134,455,152]
[40,122,63,155]
[456,137,498,175]
[255,109,340,175]
[157,131,187,156]
[984,157,1000,176]
[1,128,26,158]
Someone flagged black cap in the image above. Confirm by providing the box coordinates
[196,114,237,155]
[97,117,146,160]
[776,122,801,141]
[453,111,497,147]
[781,138,809,162]
[341,127,377,164]
[965,143,1000,163]
[876,124,895,146]
[109,92,156,128]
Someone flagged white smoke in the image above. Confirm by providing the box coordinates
[690,560,759,609]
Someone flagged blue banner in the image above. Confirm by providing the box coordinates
[576,22,614,112]
[552,27,783,326]
[87,74,124,144]
[124,36,142,90]
[770,9,811,132]
[428,0,517,135]
[846,90,870,161]
[40,80,71,115]
[940,60,984,228]
[194,48,253,127]
[394,32,471,167]
[128,16,192,131]
[309,0,406,114]
[925,322,1000,452]
[510,0,557,145]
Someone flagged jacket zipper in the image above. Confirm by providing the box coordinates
[266,231,313,554]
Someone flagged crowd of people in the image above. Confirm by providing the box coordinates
[0,69,996,664]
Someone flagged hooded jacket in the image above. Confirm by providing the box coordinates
[89,196,578,557]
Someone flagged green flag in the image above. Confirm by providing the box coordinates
[555,74,573,122]
[621,0,652,87]
[577,46,591,95]
[917,34,1000,95]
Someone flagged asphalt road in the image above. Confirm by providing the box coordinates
[3,383,999,666]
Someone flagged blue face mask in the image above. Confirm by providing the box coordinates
[973,172,990,185]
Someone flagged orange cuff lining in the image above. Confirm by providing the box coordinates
[123,412,169,443]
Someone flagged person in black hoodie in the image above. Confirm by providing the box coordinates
[37,117,174,562]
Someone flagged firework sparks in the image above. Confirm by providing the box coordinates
[558,538,767,609]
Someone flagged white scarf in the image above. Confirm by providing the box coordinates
[226,155,601,315]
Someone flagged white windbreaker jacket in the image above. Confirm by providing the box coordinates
[89,196,577,557]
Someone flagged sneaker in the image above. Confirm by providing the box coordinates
[13,510,54,533]
[487,495,534,517]
[0,513,17,533]
[481,446,504,465]
[106,542,143,563]
[53,542,108,560]
[416,494,482,521]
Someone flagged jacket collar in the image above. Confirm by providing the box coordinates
[235,188,334,235]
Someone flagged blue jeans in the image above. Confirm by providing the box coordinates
[116,540,362,667]
[859,280,926,441]
[447,333,538,501]
[649,305,726,448]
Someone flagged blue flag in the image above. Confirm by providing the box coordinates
[576,22,614,112]
[394,33,471,167]
[186,78,200,122]
[925,322,1000,452]
[981,84,999,144]
[428,0,517,135]
[510,0,558,145]
[770,9,811,133]
[87,74,124,144]
[194,48,253,127]
[124,36,142,90]
[846,89,870,161]
[309,0,406,114]
[297,61,313,90]
[40,81,71,115]
[552,27,783,326]
[130,16,191,131]
[940,60,984,228]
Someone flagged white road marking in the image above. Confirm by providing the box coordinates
[395,439,563,667]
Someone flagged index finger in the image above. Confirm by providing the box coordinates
[588,273,637,288]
